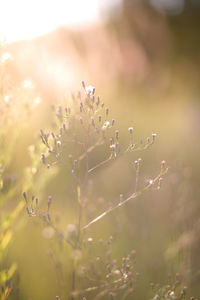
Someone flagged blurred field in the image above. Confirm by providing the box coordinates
[1,1,200,299]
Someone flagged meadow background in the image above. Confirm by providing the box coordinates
[1,0,200,299]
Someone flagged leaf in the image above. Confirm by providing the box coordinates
[0,230,12,252]
[0,263,17,284]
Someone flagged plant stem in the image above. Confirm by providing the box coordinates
[82,167,168,230]
[70,129,89,299]
[71,269,76,300]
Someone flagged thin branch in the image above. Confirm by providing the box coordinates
[82,168,168,230]
[88,141,155,175]
[73,278,122,297]
[88,155,113,174]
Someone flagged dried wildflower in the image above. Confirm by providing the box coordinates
[57,140,61,147]
[85,85,95,96]
[161,160,166,169]
[152,133,157,142]
[128,127,133,134]
[48,196,52,210]
[115,130,119,139]
[23,191,27,202]
[41,153,45,164]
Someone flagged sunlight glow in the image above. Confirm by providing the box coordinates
[0,0,101,42]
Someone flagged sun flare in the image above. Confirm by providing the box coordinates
[0,0,101,42]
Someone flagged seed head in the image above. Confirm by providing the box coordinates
[115,130,119,139]
[81,81,85,89]
[80,102,83,112]
[161,160,166,169]
[26,207,30,215]
[128,127,133,134]
[41,153,45,164]
[146,137,150,144]
[109,137,114,145]
[91,117,95,127]
[152,133,157,141]
[96,96,100,106]
[48,196,52,210]
[23,191,27,201]
[74,160,78,168]
[57,141,61,147]
[134,160,138,168]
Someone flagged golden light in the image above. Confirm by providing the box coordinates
[0,0,101,42]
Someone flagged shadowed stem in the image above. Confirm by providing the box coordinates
[71,130,89,300]
[71,184,83,300]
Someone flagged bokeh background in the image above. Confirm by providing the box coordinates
[1,0,200,299]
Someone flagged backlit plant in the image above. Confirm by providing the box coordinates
[23,82,172,300]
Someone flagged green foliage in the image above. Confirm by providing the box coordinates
[0,41,47,299]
